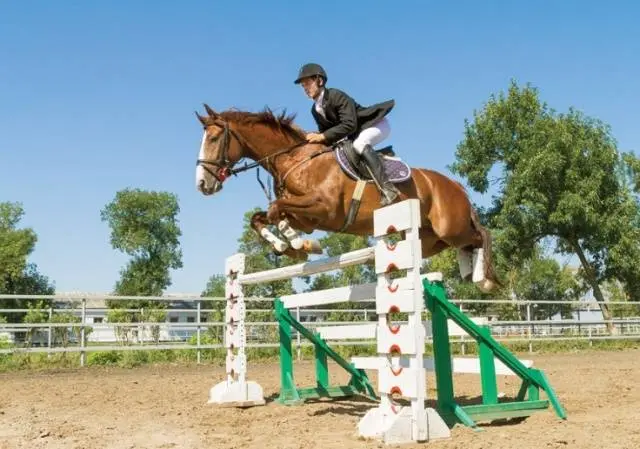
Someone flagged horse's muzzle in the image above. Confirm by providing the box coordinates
[198,179,222,196]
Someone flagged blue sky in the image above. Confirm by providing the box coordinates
[1,1,638,294]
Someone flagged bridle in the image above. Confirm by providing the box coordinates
[196,119,246,185]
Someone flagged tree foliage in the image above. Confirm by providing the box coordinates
[450,80,640,330]
[0,202,37,285]
[100,189,181,344]
[4,263,55,297]
[0,202,55,322]
[506,246,582,320]
[100,188,183,308]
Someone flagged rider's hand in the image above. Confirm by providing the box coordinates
[306,133,326,143]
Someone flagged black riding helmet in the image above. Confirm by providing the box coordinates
[294,63,327,84]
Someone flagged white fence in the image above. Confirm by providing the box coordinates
[1,293,639,366]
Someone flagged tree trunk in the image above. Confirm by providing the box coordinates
[572,241,616,334]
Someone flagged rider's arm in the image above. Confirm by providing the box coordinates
[321,89,358,145]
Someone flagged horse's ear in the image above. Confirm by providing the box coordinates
[195,111,207,126]
[203,103,218,118]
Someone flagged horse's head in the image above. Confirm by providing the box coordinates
[194,104,246,196]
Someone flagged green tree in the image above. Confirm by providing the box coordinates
[50,311,90,349]
[100,188,183,305]
[601,278,638,318]
[0,202,36,286]
[4,263,55,297]
[606,152,640,302]
[450,80,640,332]
[619,152,640,194]
[507,246,582,321]
[0,202,55,322]
[202,275,226,297]
[100,189,182,344]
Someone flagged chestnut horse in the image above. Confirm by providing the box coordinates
[194,104,499,292]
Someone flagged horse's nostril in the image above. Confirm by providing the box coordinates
[198,179,205,189]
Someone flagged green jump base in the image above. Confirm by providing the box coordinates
[423,277,567,430]
[439,399,552,431]
[275,298,377,407]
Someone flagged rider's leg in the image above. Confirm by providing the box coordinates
[353,116,391,152]
[353,117,400,206]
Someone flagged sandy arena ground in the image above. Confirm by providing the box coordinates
[1,348,639,449]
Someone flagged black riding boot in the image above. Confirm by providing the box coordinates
[361,145,400,206]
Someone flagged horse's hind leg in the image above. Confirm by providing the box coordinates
[419,228,449,258]
[250,211,287,252]
[432,229,483,284]
[422,198,497,289]
[438,230,483,282]
[434,222,496,292]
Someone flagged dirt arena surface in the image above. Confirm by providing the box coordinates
[1,348,639,449]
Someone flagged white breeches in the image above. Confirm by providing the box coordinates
[352,117,391,154]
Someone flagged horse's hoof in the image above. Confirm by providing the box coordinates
[303,239,323,254]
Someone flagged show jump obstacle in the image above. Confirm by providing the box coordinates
[209,199,567,444]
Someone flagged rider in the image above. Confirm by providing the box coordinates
[294,62,400,206]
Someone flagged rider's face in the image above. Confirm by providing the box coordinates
[301,77,322,100]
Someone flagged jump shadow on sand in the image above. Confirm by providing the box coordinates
[263,392,376,417]
[263,392,533,427]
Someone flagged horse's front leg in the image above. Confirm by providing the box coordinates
[249,211,309,260]
[267,195,333,254]
[250,211,287,252]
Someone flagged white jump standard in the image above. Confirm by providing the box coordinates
[354,198,451,443]
[208,254,265,407]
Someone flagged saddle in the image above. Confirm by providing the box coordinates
[333,140,411,184]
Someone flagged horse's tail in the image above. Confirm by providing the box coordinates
[469,207,502,289]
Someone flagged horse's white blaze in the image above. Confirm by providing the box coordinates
[195,130,207,189]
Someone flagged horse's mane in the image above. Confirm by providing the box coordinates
[216,107,306,141]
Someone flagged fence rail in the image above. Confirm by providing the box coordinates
[1,293,639,366]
